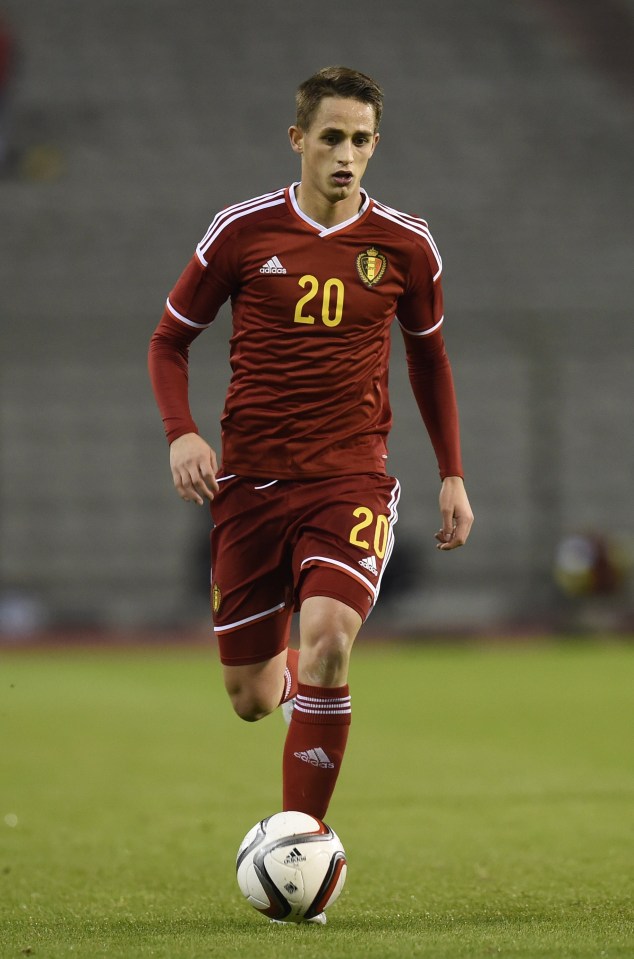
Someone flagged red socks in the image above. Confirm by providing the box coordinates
[282,682,351,820]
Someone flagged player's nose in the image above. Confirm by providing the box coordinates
[337,139,355,164]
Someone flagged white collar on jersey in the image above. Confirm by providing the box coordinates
[289,181,370,237]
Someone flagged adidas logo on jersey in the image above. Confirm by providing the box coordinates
[359,555,379,575]
[294,747,334,769]
[260,255,287,274]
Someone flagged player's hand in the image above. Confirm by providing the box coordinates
[435,476,474,551]
[169,432,219,505]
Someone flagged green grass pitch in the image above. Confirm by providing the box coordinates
[1,639,632,958]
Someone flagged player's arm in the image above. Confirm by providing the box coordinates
[148,307,220,504]
[400,325,474,550]
[149,236,236,504]
[397,233,473,550]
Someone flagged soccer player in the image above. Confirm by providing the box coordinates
[149,66,473,827]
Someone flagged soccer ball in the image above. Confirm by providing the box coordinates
[236,811,347,922]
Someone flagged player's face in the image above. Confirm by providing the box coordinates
[289,97,379,218]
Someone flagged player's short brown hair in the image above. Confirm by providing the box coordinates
[295,66,384,132]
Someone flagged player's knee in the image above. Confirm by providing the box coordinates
[301,630,352,686]
[226,687,274,723]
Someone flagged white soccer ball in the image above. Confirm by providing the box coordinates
[236,811,347,922]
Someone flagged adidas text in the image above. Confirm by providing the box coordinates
[283,847,307,865]
[359,555,379,575]
[294,747,334,769]
[260,255,287,274]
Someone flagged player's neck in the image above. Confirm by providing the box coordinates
[295,183,364,229]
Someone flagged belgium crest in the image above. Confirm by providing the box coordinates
[356,247,388,287]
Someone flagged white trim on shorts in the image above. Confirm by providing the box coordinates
[213,601,286,634]
[300,555,379,601]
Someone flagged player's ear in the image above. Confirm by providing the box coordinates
[369,132,380,156]
[289,125,304,156]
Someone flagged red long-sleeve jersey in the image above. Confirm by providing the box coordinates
[149,184,463,480]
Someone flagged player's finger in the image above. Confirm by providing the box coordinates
[173,466,204,505]
[209,449,220,485]
[434,527,453,544]
[436,516,472,550]
[455,515,472,545]
[192,477,216,504]
[436,536,461,550]
[437,536,461,550]
[189,463,219,504]
[199,465,220,496]
[171,467,189,501]
[436,536,462,552]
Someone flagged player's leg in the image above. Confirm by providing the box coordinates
[210,474,297,722]
[282,472,400,819]
[220,614,298,722]
[282,594,360,818]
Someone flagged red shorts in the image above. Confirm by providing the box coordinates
[209,472,400,665]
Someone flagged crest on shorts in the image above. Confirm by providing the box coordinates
[212,582,222,614]
[356,247,388,287]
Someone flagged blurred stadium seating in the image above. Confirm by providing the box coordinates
[0,0,632,634]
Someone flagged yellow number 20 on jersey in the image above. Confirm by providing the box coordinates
[294,275,345,327]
